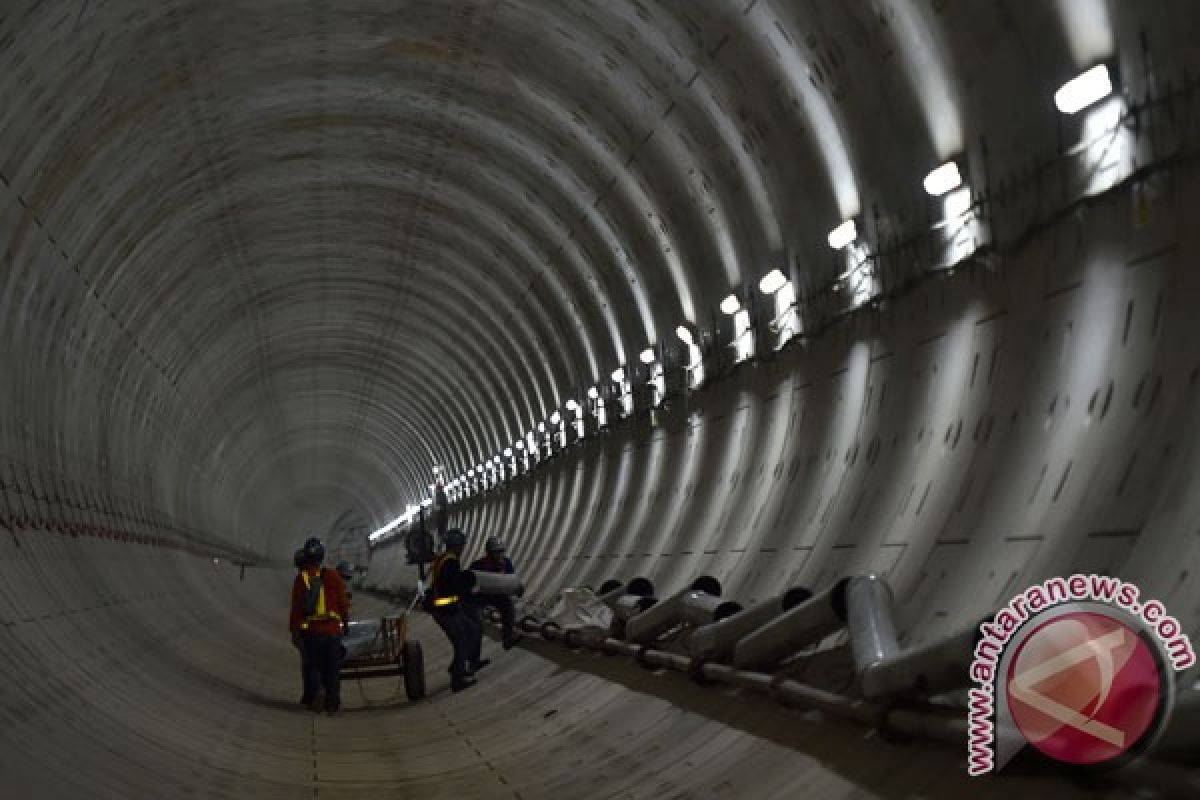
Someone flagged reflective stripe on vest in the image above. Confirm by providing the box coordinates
[430,552,459,606]
[300,569,342,630]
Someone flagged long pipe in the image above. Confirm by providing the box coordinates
[624,586,742,644]
[624,588,693,643]
[732,579,847,670]
[837,574,902,693]
[679,592,742,627]
[623,576,724,643]
[471,571,524,597]
[688,587,812,661]
[859,623,982,700]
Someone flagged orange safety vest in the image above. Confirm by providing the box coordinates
[300,568,343,630]
[429,552,460,607]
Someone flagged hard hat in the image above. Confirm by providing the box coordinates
[302,537,325,563]
[485,537,505,553]
[444,529,467,549]
[293,549,306,569]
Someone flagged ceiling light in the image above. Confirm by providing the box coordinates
[503,447,513,457]
[515,441,524,450]
[611,367,625,383]
[758,269,787,295]
[944,186,972,219]
[639,347,655,364]
[538,422,545,433]
[923,161,962,196]
[565,399,581,412]
[550,411,562,425]
[1055,64,1113,114]
[675,325,694,346]
[827,219,857,250]
[720,294,741,315]
[587,386,600,400]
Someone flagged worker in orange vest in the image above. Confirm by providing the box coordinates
[427,529,486,692]
[289,537,349,714]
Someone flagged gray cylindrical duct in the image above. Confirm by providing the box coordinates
[733,581,846,670]
[624,589,690,643]
[610,593,657,638]
[680,592,743,627]
[839,574,902,687]
[471,571,524,597]
[689,587,812,661]
[624,577,724,644]
[858,621,981,701]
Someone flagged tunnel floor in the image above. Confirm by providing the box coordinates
[0,538,1145,799]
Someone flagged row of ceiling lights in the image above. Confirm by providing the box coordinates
[369,65,1116,543]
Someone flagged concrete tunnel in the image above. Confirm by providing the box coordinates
[3,0,1200,797]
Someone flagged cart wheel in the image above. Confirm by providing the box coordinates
[402,639,425,701]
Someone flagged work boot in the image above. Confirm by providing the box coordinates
[451,678,476,693]
[309,689,325,713]
[448,664,476,677]
[469,658,491,672]
[502,633,523,650]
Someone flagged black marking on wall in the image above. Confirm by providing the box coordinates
[1052,461,1073,502]
[1115,450,1139,497]
[1028,463,1049,505]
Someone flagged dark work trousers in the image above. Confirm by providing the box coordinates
[432,606,472,682]
[461,601,485,666]
[475,594,516,645]
[300,633,343,711]
[296,640,313,702]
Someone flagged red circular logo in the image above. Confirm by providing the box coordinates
[1005,611,1165,765]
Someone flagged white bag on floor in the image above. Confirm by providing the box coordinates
[544,588,613,630]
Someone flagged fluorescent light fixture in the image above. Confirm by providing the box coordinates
[611,367,625,384]
[1055,64,1113,114]
[587,386,600,400]
[550,411,562,425]
[538,422,546,432]
[923,161,962,196]
[758,269,787,295]
[515,441,524,450]
[503,447,513,457]
[492,455,501,464]
[675,325,694,346]
[639,347,655,364]
[720,294,741,315]
[827,219,857,250]
[944,186,972,219]
[565,399,581,412]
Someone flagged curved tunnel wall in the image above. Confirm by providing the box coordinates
[2,2,1200,797]
[375,176,1200,651]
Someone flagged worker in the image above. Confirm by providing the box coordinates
[289,537,349,714]
[469,537,522,649]
[428,528,487,691]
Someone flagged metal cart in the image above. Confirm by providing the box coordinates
[339,613,426,701]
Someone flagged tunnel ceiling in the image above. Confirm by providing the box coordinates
[2,1,1192,556]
